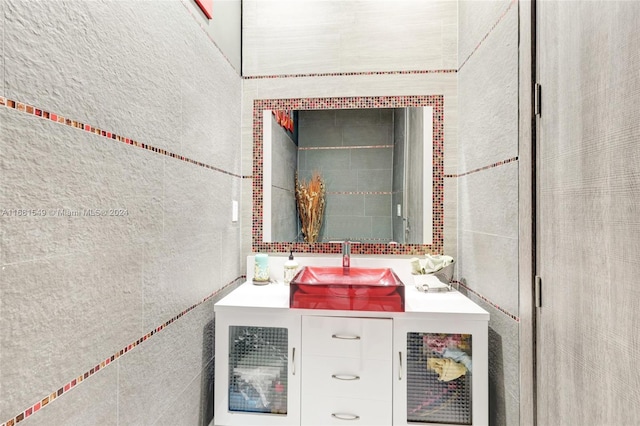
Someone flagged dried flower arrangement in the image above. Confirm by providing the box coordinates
[295,171,326,243]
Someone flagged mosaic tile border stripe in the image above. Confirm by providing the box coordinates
[244,69,457,80]
[458,0,517,71]
[453,280,520,323]
[326,191,393,196]
[0,96,245,179]
[447,157,519,178]
[298,144,394,150]
[0,277,245,426]
[253,95,444,256]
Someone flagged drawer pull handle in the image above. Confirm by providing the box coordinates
[331,334,361,340]
[292,347,296,375]
[331,374,360,381]
[398,351,402,380]
[331,413,360,421]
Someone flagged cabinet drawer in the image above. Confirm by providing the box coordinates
[301,395,392,426]
[302,316,392,360]
[302,355,391,400]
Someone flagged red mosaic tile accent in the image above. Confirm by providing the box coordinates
[450,157,519,178]
[452,280,520,322]
[326,191,393,196]
[244,69,457,80]
[458,0,517,71]
[0,96,243,179]
[298,144,394,150]
[252,95,445,255]
[0,277,245,426]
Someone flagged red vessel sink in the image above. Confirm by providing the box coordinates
[290,266,405,312]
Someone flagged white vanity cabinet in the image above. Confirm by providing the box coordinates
[393,317,488,426]
[301,316,393,425]
[213,281,489,426]
[214,310,301,426]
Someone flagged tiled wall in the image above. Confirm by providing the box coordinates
[269,114,298,242]
[242,0,457,76]
[297,109,394,242]
[457,1,520,425]
[241,0,459,257]
[0,1,242,425]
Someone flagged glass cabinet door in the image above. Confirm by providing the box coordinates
[394,318,488,426]
[406,332,473,424]
[214,311,300,426]
[228,326,289,414]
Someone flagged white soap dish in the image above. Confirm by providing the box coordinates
[413,274,453,292]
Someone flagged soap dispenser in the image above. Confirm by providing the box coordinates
[283,251,299,285]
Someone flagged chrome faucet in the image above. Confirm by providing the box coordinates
[342,240,351,270]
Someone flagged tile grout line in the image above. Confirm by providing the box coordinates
[0,277,245,426]
[0,96,244,179]
[453,280,520,322]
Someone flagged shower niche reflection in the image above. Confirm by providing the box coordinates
[263,107,433,245]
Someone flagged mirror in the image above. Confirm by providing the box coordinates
[253,95,444,256]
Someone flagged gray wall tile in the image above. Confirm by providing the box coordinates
[458,162,518,239]
[364,194,392,217]
[19,364,118,426]
[4,0,184,153]
[310,169,358,193]
[142,235,222,332]
[300,149,350,171]
[462,295,520,426]
[153,366,212,426]
[1,0,242,423]
[349,147,392,171]
[0,109,164,265]
[243,0,457,75]
[297,109,394,241]
[342,124,392,147]
[443,178,457,258]
[0,250,143,418]
[458,5,518,173]
[322,216,372,242]
[325,194,364,217]
[357,169,393,192]
[118,300,215,426]
[458,1,520,421]
[271,120,297,190]
[371,216,392,240]
[458,0,512,67]
[299,122,343,147]
[457,229,518,323]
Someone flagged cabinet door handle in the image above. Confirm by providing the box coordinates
[292,347,296,375]
[331,413,360,421]
[398,351,402,381]
[331,334,361,340]
[331,374,360,381]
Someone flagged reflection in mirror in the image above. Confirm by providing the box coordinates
[252,96,444,256]
[263,108,433,244]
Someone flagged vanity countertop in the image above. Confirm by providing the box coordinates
[215,279,489,321]
[215,255,489,320]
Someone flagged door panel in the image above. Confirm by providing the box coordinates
[536,2,640,424]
